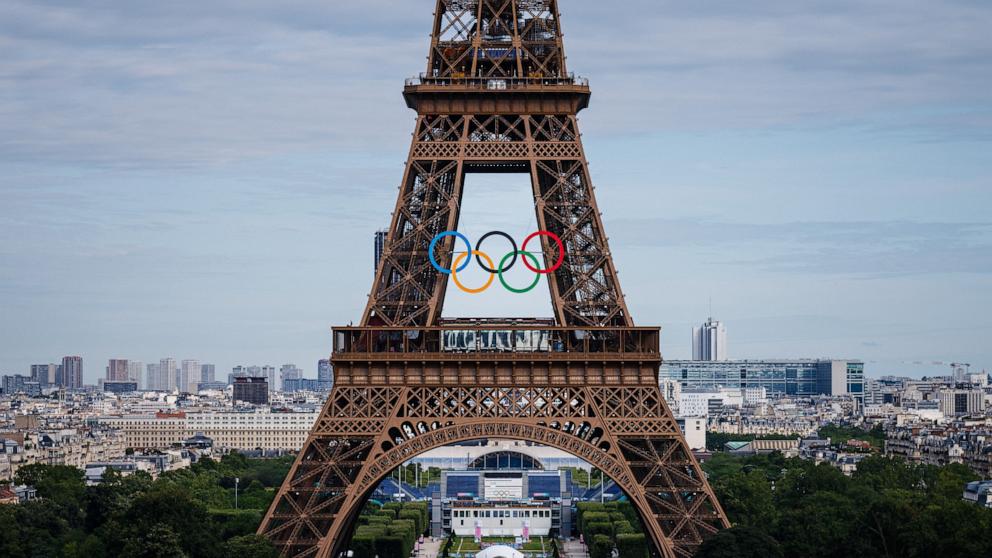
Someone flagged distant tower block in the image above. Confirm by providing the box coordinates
[692,318,727,361]
[259,2,729,557]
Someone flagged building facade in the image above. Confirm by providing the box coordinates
[97,410,319,451]
[280,364,303,391]
[61,356,83,389]
[692,318,727,361]
[107,359,129,382]
[158,358,177,391]
[201,364,216,384]
[233,377,269,405]
[431,451,572,539]
[181,360,200,393]
[318,359,333,390]
[30,364,56,387]
[660,359,865,404]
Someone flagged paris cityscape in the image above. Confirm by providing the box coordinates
[2,1,991,558]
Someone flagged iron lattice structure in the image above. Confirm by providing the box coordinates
[259,2,729,557]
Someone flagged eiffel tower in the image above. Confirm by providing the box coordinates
[259,2,729,556]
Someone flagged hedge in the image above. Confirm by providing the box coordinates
[590,534,613,558]
[617,534,649,558]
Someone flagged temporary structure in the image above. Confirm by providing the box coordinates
[475,546,525,558]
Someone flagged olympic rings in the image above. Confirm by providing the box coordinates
[475,231,517,273]
[451,251,496,294]
[498,251,542,294]
[428,230,565,295]
[429,231,472,274]
[521,231,565,274]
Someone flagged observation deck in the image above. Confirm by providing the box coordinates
[403,74,591,115]
[331,321,661,388]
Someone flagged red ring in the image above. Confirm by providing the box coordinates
[521,231,565,274]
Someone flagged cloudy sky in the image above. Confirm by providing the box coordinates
[1,0,990,381]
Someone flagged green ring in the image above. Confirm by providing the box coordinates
[498,251,542,293]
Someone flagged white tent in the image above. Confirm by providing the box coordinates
[475,546,525,558]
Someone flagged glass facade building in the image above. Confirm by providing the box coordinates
[660,359,864,404]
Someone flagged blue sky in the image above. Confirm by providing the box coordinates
[1,0,990,381]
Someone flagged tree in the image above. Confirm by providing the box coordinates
[616,533,649,558]
[696,526,784,558]
[223,534,279,558]
[589,534,612,558]
[14,463,87,509]
[121,524,189,558]
[125,484,220,556]
[714,470,777,529]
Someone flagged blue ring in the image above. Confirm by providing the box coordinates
[429,231,472,274]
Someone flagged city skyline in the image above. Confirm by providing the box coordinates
[2,1,991,380]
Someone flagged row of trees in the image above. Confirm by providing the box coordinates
[696,452,992,558]
[575,501,649,558]
[351,500,429,558]
[0,453,292,558]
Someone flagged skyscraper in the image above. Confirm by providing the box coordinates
[280,364,303,391]
[201,364,216,384]
[159,358,177,391]
[374,229,388,274]
[263,365,277,392]
[146,363,160,391]
[128,360,144,388]
[30,364,56,387]
[692,318,727,361]
[107,359,129,381]
[60,356,83,389]
[181,359,200,393]
[318,359,333,390]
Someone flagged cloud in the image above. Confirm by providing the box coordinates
[1,0,990,169]
[608,218,992,276]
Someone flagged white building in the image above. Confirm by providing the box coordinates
[158,358,177,391]
[128,361,143,388]
[280,364,303,391]
[181,360,200,393]
[692,317,727,361]
[679,388,746,417]
[98,410,319,450]
[676,417,706,450]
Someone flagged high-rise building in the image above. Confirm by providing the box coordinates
[263,365,277,392]
[692,318,727,361]
[660,359,865,405]
[61,356,83,389]
[938,389,985,417]
[233,377,269,405]
[2,375,41,397]
[128,360,144,388]
[280,364,303,391]
[159,358,177,391]
[107,359,129,382]
[30,364,56,387]
[201,364,216,384]
[318,359,333,390]
[146,363,160,391]
[181,359,200,393]
[374,229,388,274]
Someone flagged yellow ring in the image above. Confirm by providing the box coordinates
[451,251,495,294]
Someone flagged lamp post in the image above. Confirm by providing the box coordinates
[234,477,239,509]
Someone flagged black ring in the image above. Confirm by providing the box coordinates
[475,231,517,273]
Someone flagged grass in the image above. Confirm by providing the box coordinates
[453,536,551,555]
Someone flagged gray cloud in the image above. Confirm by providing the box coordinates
[2,0,990,169]
[608,218,992,275]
